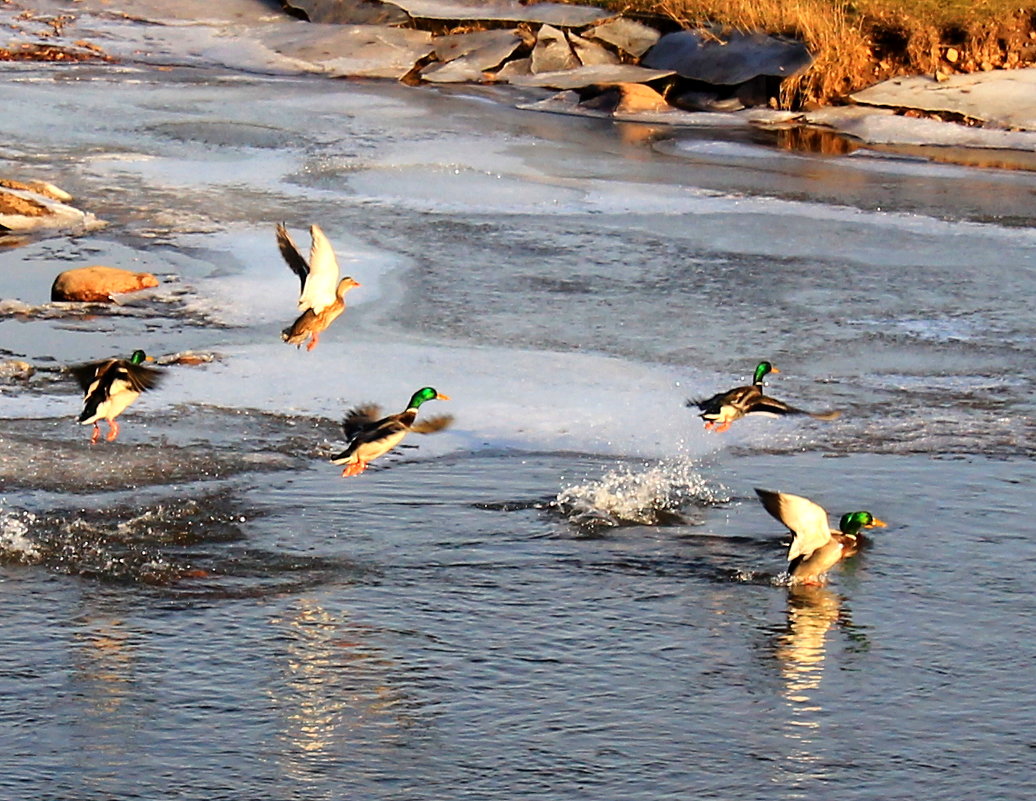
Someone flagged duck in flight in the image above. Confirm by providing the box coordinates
[277,222,360,351]
[688,361,840,433]
[331,387,452,477]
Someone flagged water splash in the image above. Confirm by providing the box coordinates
[553,458,730,529]
[0,507,42,563]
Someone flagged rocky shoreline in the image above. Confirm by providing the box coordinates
[3,0,1036,169]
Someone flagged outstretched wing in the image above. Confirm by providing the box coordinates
[341,403,382,440]
[410,414,454,434]
[122,362,163,393]
[276,223,309,294]
[754,488,833,563]
[747,395,841,421]
[686,393,721,414]
[297,224,340,314]
[70,359,114,392]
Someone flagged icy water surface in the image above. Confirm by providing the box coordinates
[2,4,1036,799]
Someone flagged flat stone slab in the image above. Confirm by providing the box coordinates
[381,0,608,26]
[805,105,1036,149]
[850,68,1036,131]
[0,184,103,235]
[518,89,799,128]
[423,29,522,82]
[281,0,410,25]
[506,64,674,89]
[586,18,659,58]
[258,23,434,78]
[531,24,579,74]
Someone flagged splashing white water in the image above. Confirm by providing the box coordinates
[0,507,42,563]
[554,458,730,528]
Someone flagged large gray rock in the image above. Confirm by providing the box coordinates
[642,30,812,86]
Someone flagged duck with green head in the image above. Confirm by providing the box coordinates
[755,488,887,585]
[71,349,163,443]
[331,387,452,476]
[688,361,840,433]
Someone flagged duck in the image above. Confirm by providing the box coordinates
[330,387,452,476]
[754,488,887,585]
[71,349,163,443]
[687,361,840,433]
[277,222,360,351]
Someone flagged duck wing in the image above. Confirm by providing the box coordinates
[747,395,841,420]
[121,362,163,393]
[688,384,760,417]
[276,223,309,294]
[409,414,454,434]
[754,488,834,563]
[70,358,115,392]
[297,224,340,315]
[341,403,383,440]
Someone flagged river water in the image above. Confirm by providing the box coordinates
[1,3,1034,800]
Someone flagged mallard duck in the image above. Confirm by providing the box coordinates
[71,349,163,443]
[755,488,887,585]
[277,222,360,351]
[330,387,452,476]
[687,361,840,433]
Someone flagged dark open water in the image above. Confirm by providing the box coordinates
[1,2,1034,799]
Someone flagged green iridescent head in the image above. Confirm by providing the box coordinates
[407,387,450,409]
[129,350,149,365]
[839,511,887,536]
[753,361,778,385]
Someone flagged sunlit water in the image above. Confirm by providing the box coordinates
[2,4,1035,799]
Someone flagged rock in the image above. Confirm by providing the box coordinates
[505,63,674,89]
[378,0,607,26]
[156,351,218,366]
[531,24,578,74]
[0,359,34,380]
[0,181,103,235]
[257,23,434,80]
[612,83,671,114]
[0,179,73,202]
[642,30,813,86]
[491,56,531,81]
[849,68,1036,131]
[51,266,160,303]
[569,33,619,67]
[422,29,522,82]
[280,0,410,25]
[586,18,659,58]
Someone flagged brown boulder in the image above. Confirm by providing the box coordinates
[51,265,159,302]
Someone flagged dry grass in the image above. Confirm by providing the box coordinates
[594,0,1036,107]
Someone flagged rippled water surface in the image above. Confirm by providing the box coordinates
[2,4,1035,799]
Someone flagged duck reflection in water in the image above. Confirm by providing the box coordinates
[770,585,870,787]
[268,598,417,779]
[775,585,846,700]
